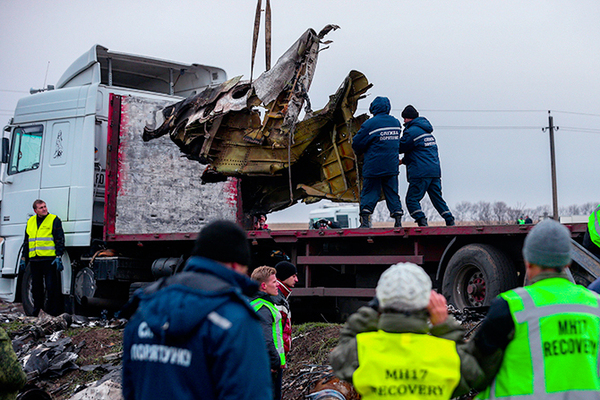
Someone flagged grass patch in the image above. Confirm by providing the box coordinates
[1,319,29,335]
[293,322,341,336]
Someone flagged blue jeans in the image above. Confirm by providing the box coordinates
[406,177,453,222]
[360,175,403,216]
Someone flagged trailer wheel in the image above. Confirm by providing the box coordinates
[20,263,36,316]
[442,244,518,309]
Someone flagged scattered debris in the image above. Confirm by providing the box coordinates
[2,301,487,400]
[1,301,124,400]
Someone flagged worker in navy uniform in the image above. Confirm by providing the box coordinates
[352,96,404,228]
[22,199,65,316]
[399,105,455,227]
[122,220,272,400]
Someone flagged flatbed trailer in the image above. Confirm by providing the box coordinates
[248,222,598,321]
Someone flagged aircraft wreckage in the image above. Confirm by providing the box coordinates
[143,25,373,215]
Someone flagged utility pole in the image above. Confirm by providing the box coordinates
[542,111,559,220]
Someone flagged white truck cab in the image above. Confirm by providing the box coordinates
[0,45,226,312]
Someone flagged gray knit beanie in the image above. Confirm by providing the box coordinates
[376,263,431,311]
[522,219,572,268]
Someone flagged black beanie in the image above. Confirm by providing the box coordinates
[275,261,297,281]
[192,220,251,266]
[401,105,419,120]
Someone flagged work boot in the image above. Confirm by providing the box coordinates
[359,214,372,228]
[445,217,456,226]
[416,217,428,227]
[392,211,403,228]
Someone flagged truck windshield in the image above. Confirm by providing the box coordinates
[8,125,43,175]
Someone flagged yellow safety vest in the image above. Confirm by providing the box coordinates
[477,278,600,399]
[250,298,286,367]
[26,214,57,258]
[354,331,461,400]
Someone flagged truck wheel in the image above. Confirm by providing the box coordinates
[442,244,518,309]
[20,263,36,316]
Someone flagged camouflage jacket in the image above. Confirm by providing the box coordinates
[0,327,27,400]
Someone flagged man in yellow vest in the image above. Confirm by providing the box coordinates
[468,218,600,398]
[583,203,600,258]
[330,263,488,400]
[250,266,286,400]
[22,199,65,316]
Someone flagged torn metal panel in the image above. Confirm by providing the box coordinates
[143,26,373,215]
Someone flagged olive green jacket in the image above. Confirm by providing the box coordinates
[329,307,498,397]
[0,327,27,400]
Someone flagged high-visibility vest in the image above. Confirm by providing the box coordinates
[250,298,285,367]
[589,204,600,247]
[518,219,525,225]
[477,278,600,399]
[26,214,57,258]
[353,331,461,400]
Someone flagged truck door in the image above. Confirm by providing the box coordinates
[39,120,73,219]
[1,124,44,226]
[0,124,44,291]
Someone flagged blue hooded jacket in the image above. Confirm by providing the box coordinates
[399,116,442,179]
[122,256,272,400]
[352,97,402,178]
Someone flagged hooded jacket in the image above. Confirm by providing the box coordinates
[399,116,442,180]
[122,256,272,400]
[352,97,402,178]
[274,280,293,355]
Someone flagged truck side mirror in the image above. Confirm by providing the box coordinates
[1,137,9,164]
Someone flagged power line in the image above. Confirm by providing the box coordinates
[421,109,546,113]
[551,110,600,118]
[356,108,600,118]
[435,126,541,130]
[559,127,600,134]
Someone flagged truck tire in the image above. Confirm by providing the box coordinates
[442,244,518,309]
[20,263,36,316]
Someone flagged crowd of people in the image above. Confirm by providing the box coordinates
[3,199,599,400]
[331,218,600,399]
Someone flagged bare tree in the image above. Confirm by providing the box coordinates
[475,201,493,223]
[372,201,393,222]
[492,201,508,225]
[506,202,526,224]
[453,201,473,222]
[580,202,599,216]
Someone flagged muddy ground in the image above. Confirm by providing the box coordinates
[1,300,483,400]
[1,300,347,400]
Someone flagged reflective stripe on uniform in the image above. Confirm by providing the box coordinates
[251,298,285,366]
[589,204,600,246]
[26,214,57,258]
[480,282,600,400]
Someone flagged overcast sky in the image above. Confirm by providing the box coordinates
[1,0,598,222]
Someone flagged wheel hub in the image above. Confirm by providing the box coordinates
[466,272,486,306]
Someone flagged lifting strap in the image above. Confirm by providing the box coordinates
[250,0,272,83]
